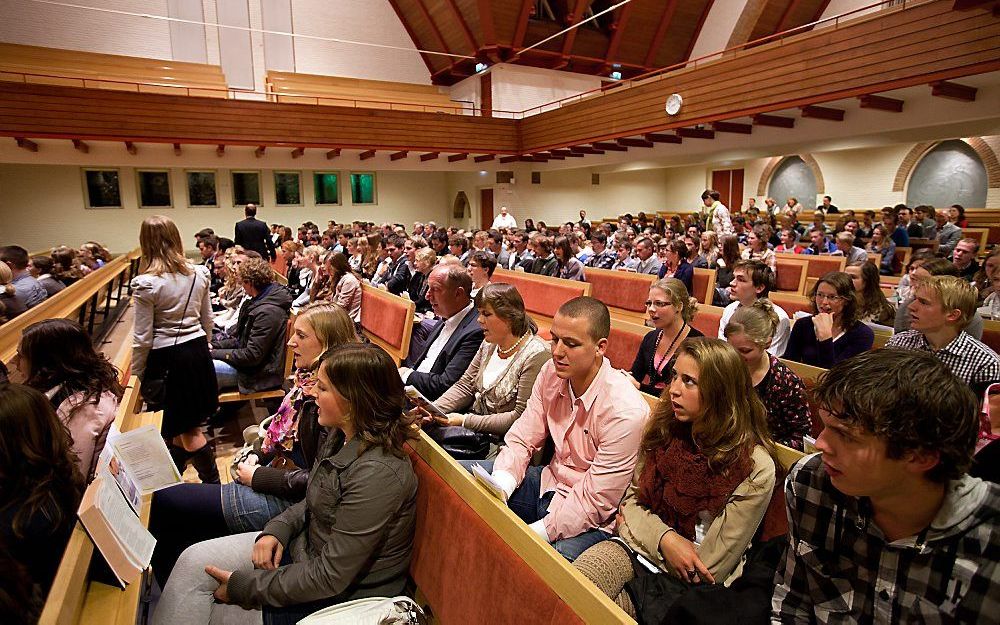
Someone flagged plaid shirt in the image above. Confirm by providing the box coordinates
[585,248,616,269]
[772,454,1000,624]
[886,330,1000,393]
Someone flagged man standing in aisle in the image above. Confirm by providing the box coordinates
[234,203,276,262]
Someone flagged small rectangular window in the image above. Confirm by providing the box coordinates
[274,171,302,206]
[350,172,376,205]
[531,171,541,185]
[232,171,261,206]
[314,172,341,205]
[137,170,172,208]
[82,169,122,209]
[187,171,218,207]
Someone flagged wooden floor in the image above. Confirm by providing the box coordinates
[99,302,256,486]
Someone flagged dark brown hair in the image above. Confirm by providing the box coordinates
[20,319,124,404]
[809,271,860,328]
[474,283,538,336]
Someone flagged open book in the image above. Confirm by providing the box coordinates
[77,471,156,588]
[469,463,507,502]
[98,424,182,513]
[404,385,449,420]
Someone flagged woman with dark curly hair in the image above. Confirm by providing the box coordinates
[154,344,419,625]
[783,271,875,367]
[0,384,86,601]
[17,318,124,480]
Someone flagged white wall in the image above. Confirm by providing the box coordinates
[485,64,604,118]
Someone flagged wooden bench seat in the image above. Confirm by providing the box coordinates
[584,267,653,325]
[218,313,296,404]
[606,318,649,371]
[492,270,591,339]
[360,284,415,364]
[265,70,459,113]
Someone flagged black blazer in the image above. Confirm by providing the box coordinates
[384,256,412,296]
[403,306,484,400]
[235,217,276,261]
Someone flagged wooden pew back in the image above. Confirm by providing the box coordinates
[218,312,297,403]
[691,268,717,305]
[606,318,649,371]
[360,284,416,364]
[982,319,1000,355]
[492,270,591,338]
[584,266,654,324]
[690,304,726,338]
[775,256,809,293]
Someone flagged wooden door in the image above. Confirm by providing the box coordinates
[480,188,494,229]
[711,169,745,211]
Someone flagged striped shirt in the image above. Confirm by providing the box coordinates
[886,330,1000,393]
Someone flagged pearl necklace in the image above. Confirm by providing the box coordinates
[498,331,531,357]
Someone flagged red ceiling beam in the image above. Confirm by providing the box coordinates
[255,145,266,158]
[592,141,628,152]
[753,113,795,128]
[216,144,225,157]
[930,80,977,101]
[570,146,604,155]
[476,0,499,61]
[420,152,440,162]
[617,137,653,148]
[173,143,181,156]
[800,105,845,121]
[442,0,478,54]
[124,141,137,155]
[390,150,409,161]
[645,132,682,144]
[15,137,38,152]
[858,94,903,112]
[603,2,636,70]
[684,0,718,61]
[448,153,468,162]
[644,0,680,67]
[511,0,535,52]
[326,148,341,159]
[676,127,715,139]
[474,154,495,163]
[360,150,376,160]
[550,149,584,158]
[72,138,89,153]
[499,155,520,163]
[776,0,806,34]
[521,155,546,162]
[412,0,453,57]
[556,0,592,69]
[539,152,564,160]
[712,121,752,134]
[291,147,305,158]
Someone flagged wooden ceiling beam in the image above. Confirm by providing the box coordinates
[173,143,181,156]
[521,155,546,162]
[326,148,341,159]
[216,144,225,157]
[420,152,440,162]
[930,80,977,101]
[603,2,636,70]
[291,147,305,158]
[474,154,495,163]
[386,0,437,77]
[570,146,604,155]
[550,149,584,157]
[556,0,592,68]
[592,141,628,152]
[412,0,452,56]
[676,127,715,139]
[476,0,498,60]
[448,153,468,162]
[776,0,806,34]
[800,105,845,121]
[72,139,89,153]
[858,94,903,112]
[360,149,376,160]
[124,141,137,155]
[712,121,752,134]
[617,137,653,148]
[255,145,266,158]
[539,152,564,160]
[645,132,682,144]
[390,150,409,161]
[443,0,478,54]
[15,137,38,152]
[499,155,520,163]
[644,0,680,67]
[753,113,795,128]
[511,0,535,52]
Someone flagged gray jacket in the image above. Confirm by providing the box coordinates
[228,433,417,609]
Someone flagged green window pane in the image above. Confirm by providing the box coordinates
[314,173,340,205]
[350,173,375,204]
[187,172,217,206]
[275,172,301,205]
[232,172,261,206]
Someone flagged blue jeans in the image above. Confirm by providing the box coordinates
[461,460,608,561]
[213,359,239,390]
[220,481,295,533]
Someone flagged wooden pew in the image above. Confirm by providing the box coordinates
[892,247,912,276]
[583,267,653,325]
[983,319,1000,354]
[691,268,717,305]
[775,256,809,294]
[406,431,633,624]
[606,318,650,371]
[770,292,813,317]
[690,304,726,338]
[492,270,591,339]
[963,228,989,253]
[360,284,415,364]
[218,313,297,403]
[266,71,460,113]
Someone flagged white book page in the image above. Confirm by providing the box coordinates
[95,472,155,570]
[110,425,182,494]
[404,386,449,419]
[471,463,507,502]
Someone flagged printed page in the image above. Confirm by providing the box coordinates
[471,463,507,502]
[94,472,155,570]
[110,424,182,494]
[404,386,449,419]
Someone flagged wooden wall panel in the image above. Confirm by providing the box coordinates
[520,1,1000,151]
[0,82,518,152]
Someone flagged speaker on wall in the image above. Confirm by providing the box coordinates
[531,172,541,184]
[496,171,514,184]
[592,173,600,185]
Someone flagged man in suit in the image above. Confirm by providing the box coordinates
[234,203,276,262]
[381,234,412,295]
[399,264,483,400]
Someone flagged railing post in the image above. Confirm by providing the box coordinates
[87,292,99,334]
[104,277,114,313]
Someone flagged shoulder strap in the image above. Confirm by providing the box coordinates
[173,270,198,346]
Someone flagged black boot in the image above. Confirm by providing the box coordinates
[190,444,221,484]
[169,445,193,474]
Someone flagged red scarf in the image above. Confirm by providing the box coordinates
[637,430,752,542]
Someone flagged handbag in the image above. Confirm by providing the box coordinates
[230,415,273,482]
[295,596,426,625]
[141,272,197,407]
[620,540,693,625]
[426,424,493,460]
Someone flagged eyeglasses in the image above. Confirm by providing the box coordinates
[645,300,672,309]
[814,292,843,302]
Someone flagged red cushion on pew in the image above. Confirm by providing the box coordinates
[690,308,722,338]
[360,289,409,351]
[493,272,588,319]
[585,268,653,313]
[607,325,645,371]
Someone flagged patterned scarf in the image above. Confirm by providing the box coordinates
[260,368,318,455]
[637,427,752,542]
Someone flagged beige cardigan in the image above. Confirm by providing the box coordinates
[434,335,550,436]
[617,444,776,585]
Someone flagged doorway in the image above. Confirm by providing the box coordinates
[480,188,494,229]
[711,169,745,211]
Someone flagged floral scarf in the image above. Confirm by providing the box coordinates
[260,368,318,455]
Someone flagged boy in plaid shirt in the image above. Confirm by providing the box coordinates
[772,349,999,624]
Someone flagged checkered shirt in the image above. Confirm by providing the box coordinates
[585,249,616,269]
[886,330,1000,393]
[772,454,1000,624]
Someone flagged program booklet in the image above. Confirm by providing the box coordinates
[404,385,449,420]
[77,470,156,588]
[97,424,182,513]
[470,463,507,502]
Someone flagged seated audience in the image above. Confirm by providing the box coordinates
[696,230,720,267]
[27,256,66,297]
[852,261,896,326]
[936,211,962,256]
[51,245,84,286]
[613,240,639,272]
[487,230,510,267]
[898,206,922,238]
[915,205,937,239]
[448,234,471,266]
[658,240,693,294]
[400,264,484,400]
[952,237,981,282]
[0,245,47,310]
[832,231,867,266]
[0,384,86,602]
[741,224,777,271]
[378,234,411,295]
[290,245,322,310]
[718,260,790,356]
[882,210,910,248]
[712,235,741,305]
[803,229,836,255]
[505,230,534,270]
[311,253,361,324]
[774,228,805,254]
[483,297,650,561]
[0,262,26,320]
[528,237,558,276]
[865,225,896,275]
[973,248,1000,304]
[574,337,777,616]
[426,284,550,456]
[152,345,418,625]
[408,247,436,314]
[467,250,496,297]
[895,257,984,339]
[887,276,999,394]
[586,232,616,269]
[772,349,997,623]
[634,237,662,275]
[212,257,293,393]
[784,271,875,367]
[17,318,123,480]
[150,304,358,586]
[555,236,585,281]
[723,301,813,449]
[629,278,703,396]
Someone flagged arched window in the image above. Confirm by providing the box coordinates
[906,140,987,208]
[767,156,817,211]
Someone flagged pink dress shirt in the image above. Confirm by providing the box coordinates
[493,358,650,541]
